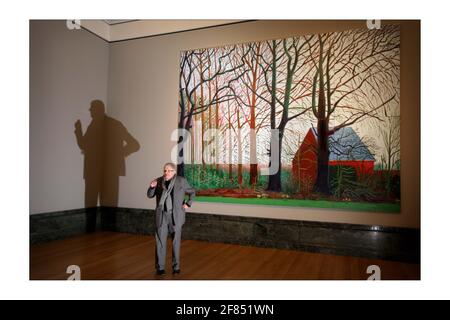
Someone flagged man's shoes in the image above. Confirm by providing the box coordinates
[156,269,166,276]
[172,269,181,275]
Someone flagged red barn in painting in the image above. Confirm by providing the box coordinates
[292,127,375,190]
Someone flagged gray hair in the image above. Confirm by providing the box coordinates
[163,162,177,172]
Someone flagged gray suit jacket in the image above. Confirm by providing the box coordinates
[147,175,195,227]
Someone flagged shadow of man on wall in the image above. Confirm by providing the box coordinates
[74,100,140,232]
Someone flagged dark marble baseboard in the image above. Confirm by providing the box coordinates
[30,207,102,244]
[30,207,420,263]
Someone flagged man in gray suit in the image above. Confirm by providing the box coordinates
[147,162,195,276]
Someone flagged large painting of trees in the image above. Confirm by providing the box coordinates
[178,25,401,213]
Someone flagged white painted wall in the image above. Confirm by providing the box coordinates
[30,20,109,214]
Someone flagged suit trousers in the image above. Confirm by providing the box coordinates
[155,210,182,271]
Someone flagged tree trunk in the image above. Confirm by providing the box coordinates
[237,129,243,187]
[200,59,206,168]
[237,107,243,187]
[265,40,280,192]
[228,105,233,181]
[249,58,259,187]
[249,107,258,186]
[266,130,284,192]
[313,50,330,195]
[314,119,330,194]
[249,166,258,186]
[313,35,331,195]
[177,134,185,177]
[215,75,220,171]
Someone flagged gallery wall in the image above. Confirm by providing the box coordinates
[30,20,109,214]
[30,20,420,228]
[107,20,420,228]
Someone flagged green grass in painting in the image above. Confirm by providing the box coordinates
[184,164,294,192]
[194,196,400,213]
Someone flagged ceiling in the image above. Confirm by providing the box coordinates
[81,19,249,42]
[103,20,137,25]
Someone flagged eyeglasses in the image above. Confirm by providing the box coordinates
[164,169,175,172]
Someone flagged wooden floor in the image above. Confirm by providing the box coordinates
[30,232,420,280]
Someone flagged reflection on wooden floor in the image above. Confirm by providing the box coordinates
[30,232,420,280]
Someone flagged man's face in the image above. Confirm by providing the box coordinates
[163,166,176,180]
